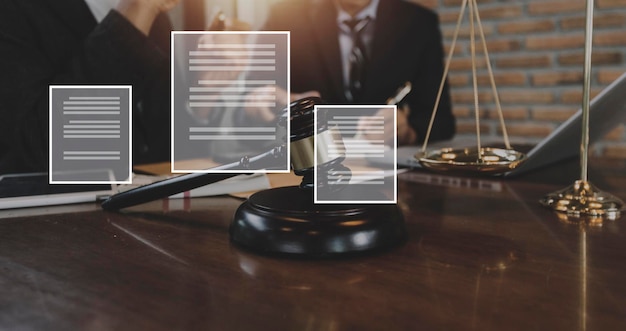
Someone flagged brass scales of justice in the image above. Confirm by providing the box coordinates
[415,0,623,221]
[416,0,526,175]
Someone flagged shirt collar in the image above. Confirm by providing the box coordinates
[335,0,380,25]
[84,0,120,22]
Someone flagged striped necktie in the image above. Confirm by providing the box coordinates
[344,17,370,102]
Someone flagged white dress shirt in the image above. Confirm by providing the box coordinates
[84,0,121,22]
[335,0,380,95]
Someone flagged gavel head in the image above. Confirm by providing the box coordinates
[287,96,351,190]
[230,101,406,258]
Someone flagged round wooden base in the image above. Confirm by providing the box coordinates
[230,186,406,257]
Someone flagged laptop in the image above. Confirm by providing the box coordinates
[395,71,626,177]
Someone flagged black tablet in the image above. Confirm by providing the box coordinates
[0,172,114,209]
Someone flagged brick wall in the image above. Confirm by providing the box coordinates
[410,0,626,158]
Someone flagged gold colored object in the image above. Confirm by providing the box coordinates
[541,0,624,221]
[417,0,525,174]
[540,180,623,221]
[419,147,526,174]
[290,127,343,172]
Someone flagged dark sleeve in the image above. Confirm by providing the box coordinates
[405,12,455,143]
[0,4,170,173]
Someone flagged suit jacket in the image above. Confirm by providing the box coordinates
[0,0,173,174]
[263,0,455,143]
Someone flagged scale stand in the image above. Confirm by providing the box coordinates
[540,0,624,221]
[417,0,526,175]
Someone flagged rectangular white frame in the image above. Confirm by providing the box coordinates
[314,105,397,204]
[170,31,291,174]
[49,85,132,184]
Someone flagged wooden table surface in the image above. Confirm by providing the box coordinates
[1,158,626,331]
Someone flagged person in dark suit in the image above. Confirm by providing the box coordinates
[259,0,455,145]
[0,0,180,174]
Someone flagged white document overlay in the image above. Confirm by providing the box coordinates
[49,86,132,184]
[314,105,397,204]
[171,31,290,173]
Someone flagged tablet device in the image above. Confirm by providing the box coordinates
[0,172,114,210]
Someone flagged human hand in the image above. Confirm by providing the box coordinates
[116,0,182,35]
[396,105,417,145]
[190,18,253,121]
[357,105,417,146]
[195,19,252,83]
[244,86,320,123]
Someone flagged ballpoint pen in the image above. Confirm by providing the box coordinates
[386,81,412,106]
[353,81,412,140]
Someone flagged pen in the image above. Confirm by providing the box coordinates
[352,82,412,140]
[386,81,412,105]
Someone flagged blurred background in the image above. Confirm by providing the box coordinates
[171,0,626,159]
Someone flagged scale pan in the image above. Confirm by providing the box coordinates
[417,147,526,175]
